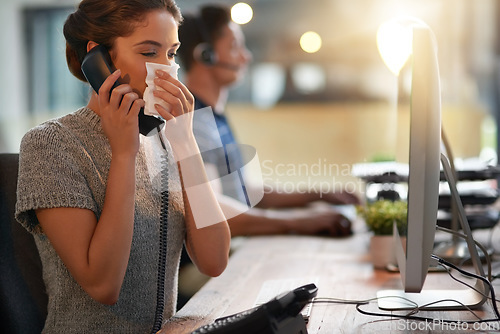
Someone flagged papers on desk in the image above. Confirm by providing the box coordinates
[352,158,498,181]
[352,162,409,179]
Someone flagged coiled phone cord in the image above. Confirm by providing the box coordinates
[151,129,170,334]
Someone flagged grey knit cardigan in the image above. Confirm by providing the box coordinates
[15,107,186,333]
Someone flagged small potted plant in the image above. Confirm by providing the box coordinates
[358,200,407,269]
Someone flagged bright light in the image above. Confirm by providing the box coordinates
[300,31,322,54]
[377,16,424,76]
[231,2,253,25]
[291,63,326,94]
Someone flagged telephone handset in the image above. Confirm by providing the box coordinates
[81,44,163,136]
[191,283,318,334]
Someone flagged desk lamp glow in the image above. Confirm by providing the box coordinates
[375,17,417,161]
[377,17,414,76]
[375,18,488,310]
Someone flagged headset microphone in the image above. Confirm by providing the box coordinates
[193,43,239,71]
[193,15,240,72]
[213,61,240,71]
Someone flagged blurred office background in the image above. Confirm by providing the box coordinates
[1,0,498,188]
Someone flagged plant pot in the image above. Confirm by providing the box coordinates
[369,235,406,269]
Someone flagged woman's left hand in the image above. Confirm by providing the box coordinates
[152,69,196,151]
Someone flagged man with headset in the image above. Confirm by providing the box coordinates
[177,4,359,237]
[175,4,360,308]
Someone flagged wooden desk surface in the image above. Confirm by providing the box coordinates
[160,232,499,333]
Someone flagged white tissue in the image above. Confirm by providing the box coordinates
[143,61,180,117]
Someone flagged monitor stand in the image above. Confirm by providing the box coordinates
[377,154,489,310]
[432,127,493,265]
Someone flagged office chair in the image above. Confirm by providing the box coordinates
[0,153,47,333]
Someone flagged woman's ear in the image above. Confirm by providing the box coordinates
[86,41,99,53]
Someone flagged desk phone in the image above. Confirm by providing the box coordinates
[190,283,318,334]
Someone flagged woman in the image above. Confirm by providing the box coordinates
[15,0,230,333]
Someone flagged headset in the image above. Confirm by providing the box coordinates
[193,15,218,66]
[193,14,240,71]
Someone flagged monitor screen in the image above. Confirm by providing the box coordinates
[399,23,441,294]
[377,22,488,311]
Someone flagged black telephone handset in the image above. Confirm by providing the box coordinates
[81,44,163,136]
[191,283,318,334]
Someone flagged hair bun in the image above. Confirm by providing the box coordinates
[63,11,89,82]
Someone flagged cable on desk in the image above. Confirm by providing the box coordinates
[436,225,492,281]
[486,221,500,282]
[487,220,500,255]
[353,255,500,327]
[437,224,500,306]
[312,297,373,306]
[436,260,495,307]
[354,302,500,326]
[355,294,489,325]
[432,255,500,320]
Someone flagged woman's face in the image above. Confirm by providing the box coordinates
[109,9,180,98]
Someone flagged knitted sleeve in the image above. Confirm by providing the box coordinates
[15,122,98,234]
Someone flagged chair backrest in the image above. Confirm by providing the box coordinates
[0,153,47,333]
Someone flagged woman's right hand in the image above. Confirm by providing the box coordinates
[97,69,144,157]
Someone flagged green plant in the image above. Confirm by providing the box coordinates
[358,200,407,236]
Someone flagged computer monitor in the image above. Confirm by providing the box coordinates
[376,23,488,310]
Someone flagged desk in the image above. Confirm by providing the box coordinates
[160,232,498,333]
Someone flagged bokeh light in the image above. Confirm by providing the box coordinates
[299,31,322,54]
[231,2,253,25]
